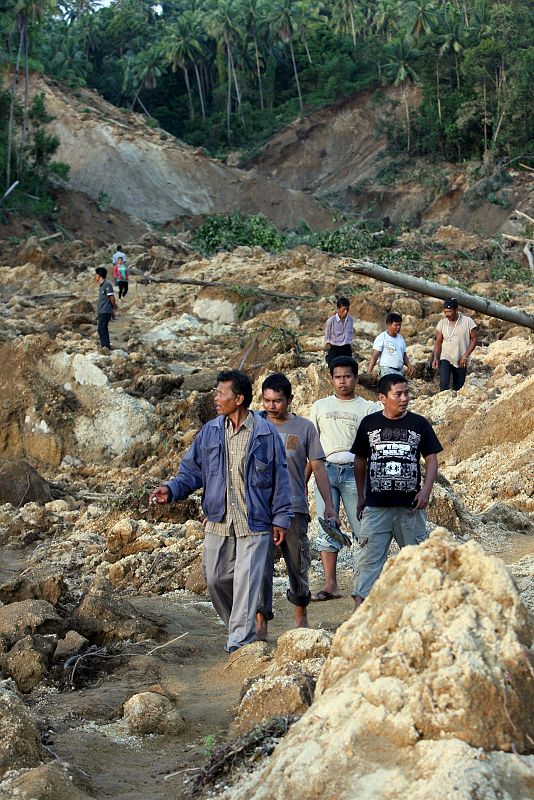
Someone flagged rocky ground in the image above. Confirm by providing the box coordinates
[0,224,533,799]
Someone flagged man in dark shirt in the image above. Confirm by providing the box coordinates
[95,267,116,350]
[351,373,443,609]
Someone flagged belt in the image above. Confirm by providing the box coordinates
[325,460,353,466]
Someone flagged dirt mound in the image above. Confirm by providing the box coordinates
[225,530,534,799]
[35,76,331,230]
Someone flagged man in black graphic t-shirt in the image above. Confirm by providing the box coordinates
[350,374,443,608]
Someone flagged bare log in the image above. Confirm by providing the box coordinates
[340,259,534,330]
[136,274,316,302]
[502,234,534,244]
[515,209,534,225]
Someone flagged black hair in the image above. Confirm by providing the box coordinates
[336,296,350,308]
[386,312,402,324]
[117,245,123,251]
[216,370,253,408]
[377,373,408,395]
[329,356,358,377]
[95,267,107,279]
[262,372,292,400]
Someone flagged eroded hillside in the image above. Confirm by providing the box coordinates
[35,76,331,229]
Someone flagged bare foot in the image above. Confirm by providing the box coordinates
[255,611,268,641]
[294,607,309,628]
[352,594,364,612]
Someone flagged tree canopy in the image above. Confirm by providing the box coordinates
[2,0,533,164]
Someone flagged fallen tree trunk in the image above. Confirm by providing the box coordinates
[340,259,534,330]
[135,274,316,302]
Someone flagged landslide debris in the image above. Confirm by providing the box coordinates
[0,223,533,799]
[223,531,534,800]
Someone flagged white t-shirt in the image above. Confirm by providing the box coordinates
[308,395,382,461]
[372,331,406,370]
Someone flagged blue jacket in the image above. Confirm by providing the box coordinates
[165,412,293,532]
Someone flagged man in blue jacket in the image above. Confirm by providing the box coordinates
[149,370,292,653]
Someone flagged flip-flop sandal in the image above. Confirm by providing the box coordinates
[310,590,342,602]
[318,518,352,549]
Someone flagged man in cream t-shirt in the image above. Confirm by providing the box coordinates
[307,357,381,607]
[432,298,478,391]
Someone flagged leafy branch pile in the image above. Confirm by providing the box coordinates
[186,715,300,798]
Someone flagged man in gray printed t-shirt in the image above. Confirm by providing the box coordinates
[256,373,339,638]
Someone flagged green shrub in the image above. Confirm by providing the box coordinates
[316,223,396,258]
[191,211,287,255]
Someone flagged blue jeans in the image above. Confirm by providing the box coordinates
[97,313,112,349]
[439,359,467,391]
[314,462,360,552]
[353,506,428,598]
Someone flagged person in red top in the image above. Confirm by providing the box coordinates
[112,256,129,299]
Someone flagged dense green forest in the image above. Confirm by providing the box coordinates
[2,0,533,199]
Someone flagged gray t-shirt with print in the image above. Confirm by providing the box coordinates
[261,412,325,514]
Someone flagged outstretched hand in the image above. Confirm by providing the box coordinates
[148,486,170,506]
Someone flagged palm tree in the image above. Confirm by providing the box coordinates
[330,0,364,52]
[382,37,420,151]
[266,0,305,111]
[241,0,267,110]
[204,0,244,133]
[372,0,401,42]
[5,0,58,188]
[437,11,464,89]
[406,0,438,40]
[123,46,163,115]
[162,15,205,119]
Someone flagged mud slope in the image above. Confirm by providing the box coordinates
[245,89,533,235]
[37,77,332,230]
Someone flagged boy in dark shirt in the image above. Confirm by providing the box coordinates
[351,373,443,609]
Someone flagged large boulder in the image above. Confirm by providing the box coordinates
[123,691,185,735]
[0,600,63,646]
[224,530,534,799]
[0,461,52,507]
[0,762,92,800]
[5,635,54,693]
[70,587,162,643]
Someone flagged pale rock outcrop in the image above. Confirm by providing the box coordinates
[0,762,92,800]
[233,629,333,734]
[225,530,534,800]
[0,686,42,777]
[123,691,185,735]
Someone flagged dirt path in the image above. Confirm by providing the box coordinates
[27,577,356,799]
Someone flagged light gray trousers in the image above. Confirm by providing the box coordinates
[202,529,271,651]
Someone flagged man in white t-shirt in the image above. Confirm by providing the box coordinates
[307,357,381,607]
[432,298,478,391]
[368,312,413,378]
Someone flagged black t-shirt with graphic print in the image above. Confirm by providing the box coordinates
[351,411,443,507]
